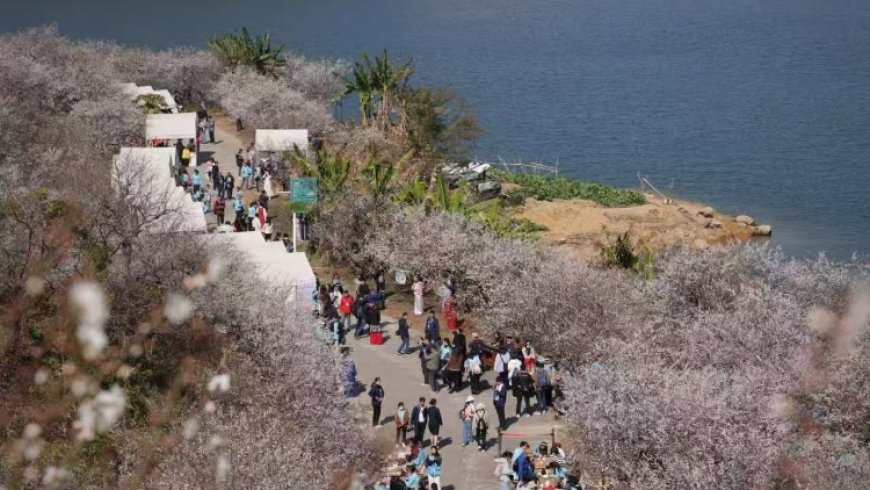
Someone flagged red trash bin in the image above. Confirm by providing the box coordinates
[369,330,384,345]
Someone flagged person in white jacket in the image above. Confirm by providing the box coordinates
[493,452,513,490]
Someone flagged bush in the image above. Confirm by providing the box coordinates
[492,170,647,207]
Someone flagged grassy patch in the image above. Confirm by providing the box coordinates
[492,170,646,207]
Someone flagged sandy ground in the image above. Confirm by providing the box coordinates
[515,192,764,262]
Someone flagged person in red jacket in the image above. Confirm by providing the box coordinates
[213,197,226,225]
[339,289,355,336]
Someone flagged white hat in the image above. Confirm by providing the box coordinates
[465,395,475,403]
[476,403,486,411]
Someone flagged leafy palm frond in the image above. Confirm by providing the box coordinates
[207,27,286,77]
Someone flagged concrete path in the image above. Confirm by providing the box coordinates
[196,118,256,226]
[348,317,559,489]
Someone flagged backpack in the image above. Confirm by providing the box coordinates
[458,409,465,421]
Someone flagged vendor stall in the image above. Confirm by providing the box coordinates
[145,113,199,166]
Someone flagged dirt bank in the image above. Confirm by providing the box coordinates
[515,192,766,262]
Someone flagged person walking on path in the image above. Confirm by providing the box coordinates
[396,312,411,355]
[235,149,244,176]
[466,353,483,395]
[474,402,489,451]
[513,365,535,418]
[446,351,463,393]
[394,401,410,446]
[339,290,354,336]
[208,117,216,143]
[426,398,443,448]
[368,377,385,427]
[191,170,202,194]
[411,397,428,445]
[536,362,552,414]
[213,196,225,225]
[222,172,234,200]
[424,343,440,392]
[493,373,508,430]
[418,340,430,385]
[413,278,424,316]
[240,162,253,190]
[460,395,476,447]
[425,311,440,344]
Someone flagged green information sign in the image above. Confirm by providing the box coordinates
[290,178,318,205]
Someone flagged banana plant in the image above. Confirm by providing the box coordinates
[207,27,286,78]
[289,146,351,198]
[361,144,413,202]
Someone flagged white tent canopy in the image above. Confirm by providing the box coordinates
[221,232,316,302]
[146,113,197,140]
[112,147,206,234]
[255,129,309,152]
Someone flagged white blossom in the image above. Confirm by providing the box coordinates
[183,273,208,290]
[70,282,109,360]
[42,466,73,488]
[215,454,230,483]
[164,293,194,324]
[206,257,225,283]
[74,385,126,441]
[23,423,41,439]
[33,368,49,385]
[182,418,199,440]
[203,400,216,414]
[207,374,231,394]
[24,276,45,296]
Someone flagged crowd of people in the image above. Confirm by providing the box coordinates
[325,273,579,489]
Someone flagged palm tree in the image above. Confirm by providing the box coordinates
[134,94,168,114]
[289,146,351,198]
[342,63,376,126]
[207,27,286,78]
[343,50,413,131]
[361,144,413,201]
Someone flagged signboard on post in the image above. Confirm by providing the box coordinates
[289,178,317,252]
[290,178,318,205]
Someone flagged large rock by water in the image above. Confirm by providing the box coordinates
[698,207,715,218]
[736,215,755,225]
[753,224,772,236]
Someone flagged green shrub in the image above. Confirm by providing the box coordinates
[492,170,646,207]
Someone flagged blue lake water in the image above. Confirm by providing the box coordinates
[3,0,869,259]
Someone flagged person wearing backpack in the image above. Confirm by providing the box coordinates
[514,365,535,418]
[460,395,476,446]
[465,354,483,395]
[473,403,489,451]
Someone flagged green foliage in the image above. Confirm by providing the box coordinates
[600,231,656,278]
[431,174,469,213]
[207,27,286,77]
[471,200,548,239]
[289,146,351,198]
[400,87,481,159]
[361,144,413,201]
[492,170,647,207]
[394,175,428,206]
[134,94,169,114]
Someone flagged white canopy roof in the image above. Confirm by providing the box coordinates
[146,113,197,140]
[112,147,206,234]
[220,232,316,302]
[255,129,309,152]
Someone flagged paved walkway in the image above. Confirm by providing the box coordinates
[348,316,559,489]
[200,123,561,487]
